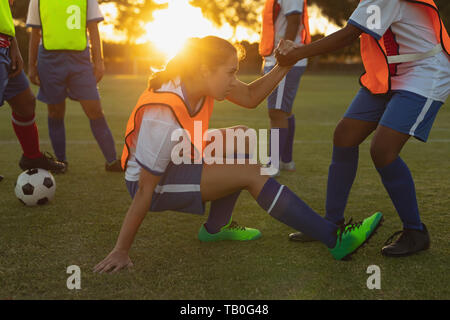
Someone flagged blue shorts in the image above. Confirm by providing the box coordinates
[37,45,100,104]
[125,162,205,215]
[264,65,306,113]
[344,88,443,142]
[0,48,30,107]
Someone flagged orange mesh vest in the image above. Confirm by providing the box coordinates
[259,0,311,57]
[121,89,214,170]
[359,0,450,95]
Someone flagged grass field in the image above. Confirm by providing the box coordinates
[0,73,449,300]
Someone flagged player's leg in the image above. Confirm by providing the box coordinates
[8,91,66,173]
[79,99,120,171]
[266,66,305,173]
[289,88,386,242]
[200,162,383,259]
[373,91,443,257]
[47,102,67,165]
[202,127,252,237]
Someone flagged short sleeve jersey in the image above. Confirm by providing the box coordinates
[348,0,449,102]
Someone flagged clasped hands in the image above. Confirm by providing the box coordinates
[275,39,303,67]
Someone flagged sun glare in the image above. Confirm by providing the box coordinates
[99,1,340,60]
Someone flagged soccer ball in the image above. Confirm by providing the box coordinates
[15,168,56,206]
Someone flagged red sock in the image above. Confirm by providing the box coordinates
[12,112,42,159]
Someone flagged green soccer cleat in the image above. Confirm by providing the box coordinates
[198,220,262,242]
[329,212,383,260]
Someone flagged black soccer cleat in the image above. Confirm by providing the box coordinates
[381,223,430,257]
[19,152,66,174]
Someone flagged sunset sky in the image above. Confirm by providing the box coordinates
[99,0,340,59]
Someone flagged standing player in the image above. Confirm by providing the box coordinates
[26,0,122,172]
[259,0,311,174]
[93,36,383,273]
[278,0,449,257]
[1,0,65,174]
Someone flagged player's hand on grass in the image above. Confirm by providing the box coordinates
[8,39,24,78]
[28,65,40,86]
[93,249,134,273]
[275,39,302,67]
[93,59,105,83]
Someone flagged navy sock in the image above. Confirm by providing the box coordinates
[325,145,359,224]
[257,178,338,248]
[48,117,66,161]
[376,157,423,230]
[205,191,241,234]
[270,128,288,167]
[89,117,117,163]
[281,115,295,163]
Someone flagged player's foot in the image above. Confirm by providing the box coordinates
[280,160,296,172]
[0,174,3,182]
[329,212,383,260]
[381,223,430,257]
[289,219,345,242]
[61,161,68,173]
[198,220,262,242]
[105,159,123,172]
[19,152,66,174]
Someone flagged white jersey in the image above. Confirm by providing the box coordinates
[264,0,308,68]
[348,0,450,102]
[125,79,204,182]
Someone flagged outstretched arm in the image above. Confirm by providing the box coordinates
[276,24,363,66]
[93,169,161,273]
[226,64,291,109]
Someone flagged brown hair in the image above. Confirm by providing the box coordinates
[149,36,245,90]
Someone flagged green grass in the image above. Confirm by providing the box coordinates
[0,74,449,300]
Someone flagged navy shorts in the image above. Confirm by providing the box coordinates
[126,162,205,215]
[0,48,30,107]
[264,65,306,113]
[344,88,443,142]
[37,45,100,104]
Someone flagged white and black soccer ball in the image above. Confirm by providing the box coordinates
[15,168,56,206]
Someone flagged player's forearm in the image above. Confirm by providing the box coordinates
[28,28,40,68]
[113,182,155,253]
[87,22,103,64]
[290,24,361,60]
[228,64,290,108]
[247,64,291,107]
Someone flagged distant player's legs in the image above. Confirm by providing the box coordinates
[47,102,67,162]
[79,99,120,170]
[268,109,290,168]
[266,66,304,171]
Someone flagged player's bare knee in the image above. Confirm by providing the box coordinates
[370,143,397,168]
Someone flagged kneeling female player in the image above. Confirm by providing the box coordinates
[94,36,382,273]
